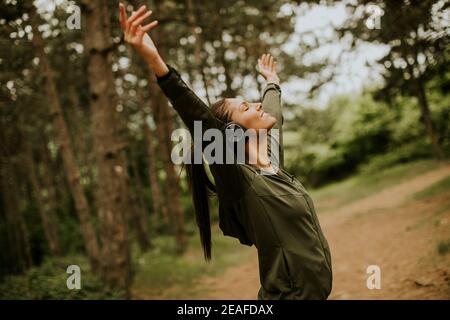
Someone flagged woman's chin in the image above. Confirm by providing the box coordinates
[267,116,277,128]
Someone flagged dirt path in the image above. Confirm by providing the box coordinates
[192,164,450,299]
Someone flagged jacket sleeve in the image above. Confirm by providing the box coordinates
[156,64,225,135]
[262,83,284,169]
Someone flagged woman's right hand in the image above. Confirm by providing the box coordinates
[119,3,159,63]
[257,53,280,85]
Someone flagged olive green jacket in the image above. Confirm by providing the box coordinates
[157,64,332,300]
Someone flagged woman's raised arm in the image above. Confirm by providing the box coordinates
[257,53,282,126]
[119,3,168,77]
[258,54,284,168]
[119,3,222,134]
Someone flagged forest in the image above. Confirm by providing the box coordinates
[0,0,449,299]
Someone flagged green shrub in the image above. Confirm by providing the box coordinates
[0,256,124,300]
[358,139,433,174]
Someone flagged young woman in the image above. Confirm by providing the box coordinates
[119,3,332,300]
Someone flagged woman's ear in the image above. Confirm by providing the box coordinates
[224,122,246,143]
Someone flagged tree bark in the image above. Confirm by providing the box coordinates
[82,0,132,292]
[186,0,212,105]
[24,138,61,256]
[414,77,445,159]
[401,42,445,160]
[149,83,187,253]
[161,99,187,253]
[0,130,32,274]
[39,131,64,225]
[67,85,94,178]
[129,147,151,251]
[29,7,101,271]
[151,0,188,253]
[143,117,169,225]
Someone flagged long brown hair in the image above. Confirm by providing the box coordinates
[184,98,232,261]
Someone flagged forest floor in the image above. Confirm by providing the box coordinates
[133,160,450,299]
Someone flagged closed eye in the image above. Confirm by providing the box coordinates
[240,102,249,112]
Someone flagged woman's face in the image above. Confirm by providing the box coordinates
[226,98,277,130]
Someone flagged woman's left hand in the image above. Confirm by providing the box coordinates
[119,3,159,63]
[257,53,280,85]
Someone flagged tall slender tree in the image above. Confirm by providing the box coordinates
[28,4,102,270]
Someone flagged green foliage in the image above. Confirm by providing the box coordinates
[0,256,124,300]
[284,78,450,187]
[414,176,450,200]
[286,93,396,186]
[358,140,432,174]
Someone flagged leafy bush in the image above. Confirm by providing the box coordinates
[358,139,432,174]
[0,256,124,300]
[284,83,450,187]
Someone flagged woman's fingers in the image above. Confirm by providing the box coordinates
[141,20,158,33]
[128,5,147,24]
[257,53,277,74]
[133,10,153,29]
[129,10,148,33]
[261,53,271,68]
[119,3,127,30]
[257,53,277,78]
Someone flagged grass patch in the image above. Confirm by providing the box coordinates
[0,255,124,300]
[311,159,441,213]
[131,223,252,299]
[413,175,450,200]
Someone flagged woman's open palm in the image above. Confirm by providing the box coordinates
[119,3,159,61]
[257,53,279,84]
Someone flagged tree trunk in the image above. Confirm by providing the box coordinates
[414,77,445,160]
[24,138,61,256]
[1,165,33,273]
[0,130,32,275]
[161,100,187,253]
[129,147,151,251]
[29,7,101,271]
[67,84,94,177]
[186,0,212,105]
[82,0,132,292]
[152,0,188,253]
[401,42,445,161]
[149,83,187,253]
[39,131,64,226]
[143,117,169,225]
